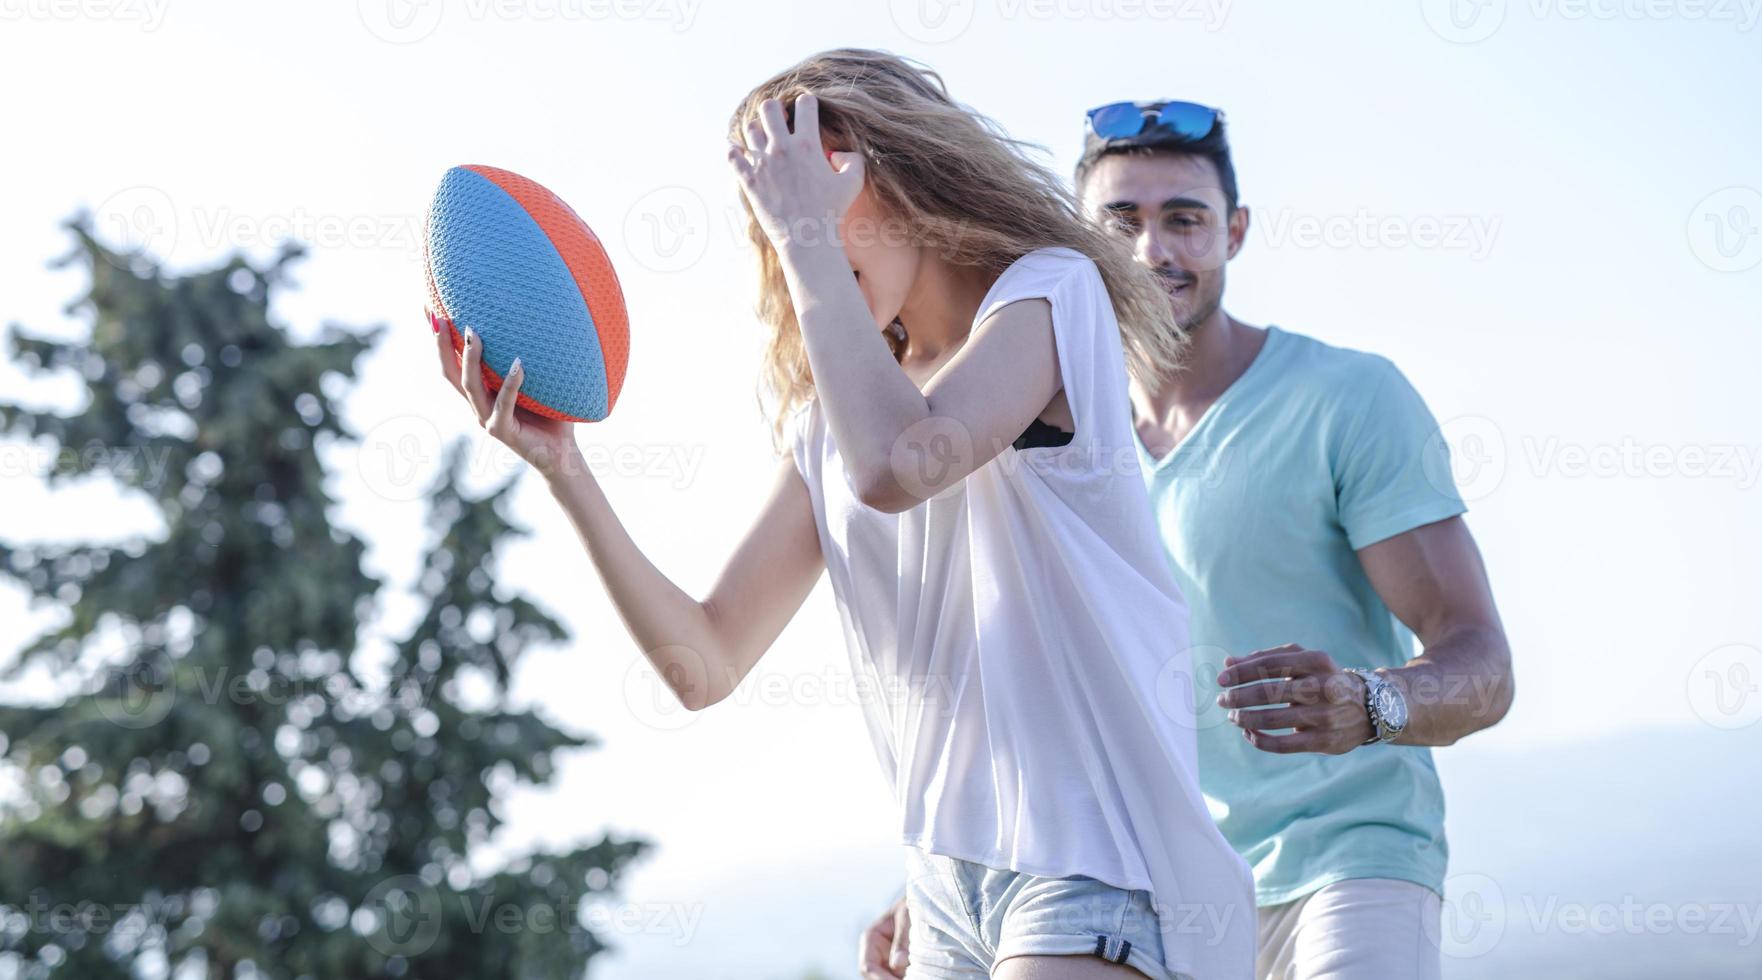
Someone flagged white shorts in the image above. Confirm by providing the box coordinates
[1256,878,1442,980]
[903,847,1175,980]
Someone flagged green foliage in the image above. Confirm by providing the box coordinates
[0,222,647,979]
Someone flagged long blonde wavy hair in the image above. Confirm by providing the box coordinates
[730,48,1185,446]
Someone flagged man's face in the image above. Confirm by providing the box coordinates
[1080,151,1247,332]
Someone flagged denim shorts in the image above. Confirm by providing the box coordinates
[903,846,1174,980]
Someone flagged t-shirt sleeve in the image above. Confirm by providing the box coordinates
[1333,358,1467,550]
[974,249,1117,452]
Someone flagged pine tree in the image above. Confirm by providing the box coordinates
[0,222,646,979]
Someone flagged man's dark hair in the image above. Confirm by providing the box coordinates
[1074,115,1240,213]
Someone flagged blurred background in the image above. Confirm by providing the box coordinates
[1,1,1758,978]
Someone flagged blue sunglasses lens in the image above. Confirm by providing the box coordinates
[1088,101,1218,141]
[1088,102,1148,139]
[1155,101,1218,140]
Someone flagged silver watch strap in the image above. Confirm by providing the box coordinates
[1348,668,1390,745]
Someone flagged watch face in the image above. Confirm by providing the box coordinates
[1375,685,1407,731]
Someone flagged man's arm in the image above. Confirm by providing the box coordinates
[1356,515,1513,745]
[1216,516,1513,753]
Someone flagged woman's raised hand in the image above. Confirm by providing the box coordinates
[429,309,582,480]
[726,93,865,253]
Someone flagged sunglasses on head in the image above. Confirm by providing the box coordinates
[1085,100,1222,142]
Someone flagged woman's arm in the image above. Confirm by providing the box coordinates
[729,94,1063,511]
[787,250,1061,512]
[545,452,825,710]
[433,321,824,710]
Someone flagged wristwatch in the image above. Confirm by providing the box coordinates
[1345,668,1408,745]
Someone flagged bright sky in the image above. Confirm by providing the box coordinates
[2,2,1759,977]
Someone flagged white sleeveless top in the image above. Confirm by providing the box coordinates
[789,248,1254,979]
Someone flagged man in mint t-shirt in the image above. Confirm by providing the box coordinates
[859,103,1514,980]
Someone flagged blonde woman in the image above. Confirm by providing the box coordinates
[430,49,1253,980]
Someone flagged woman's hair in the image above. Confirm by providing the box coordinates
[729,48,1186,447]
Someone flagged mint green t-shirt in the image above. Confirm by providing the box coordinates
[1136,326,1467,907]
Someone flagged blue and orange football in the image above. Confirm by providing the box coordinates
[424,165,629,422]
